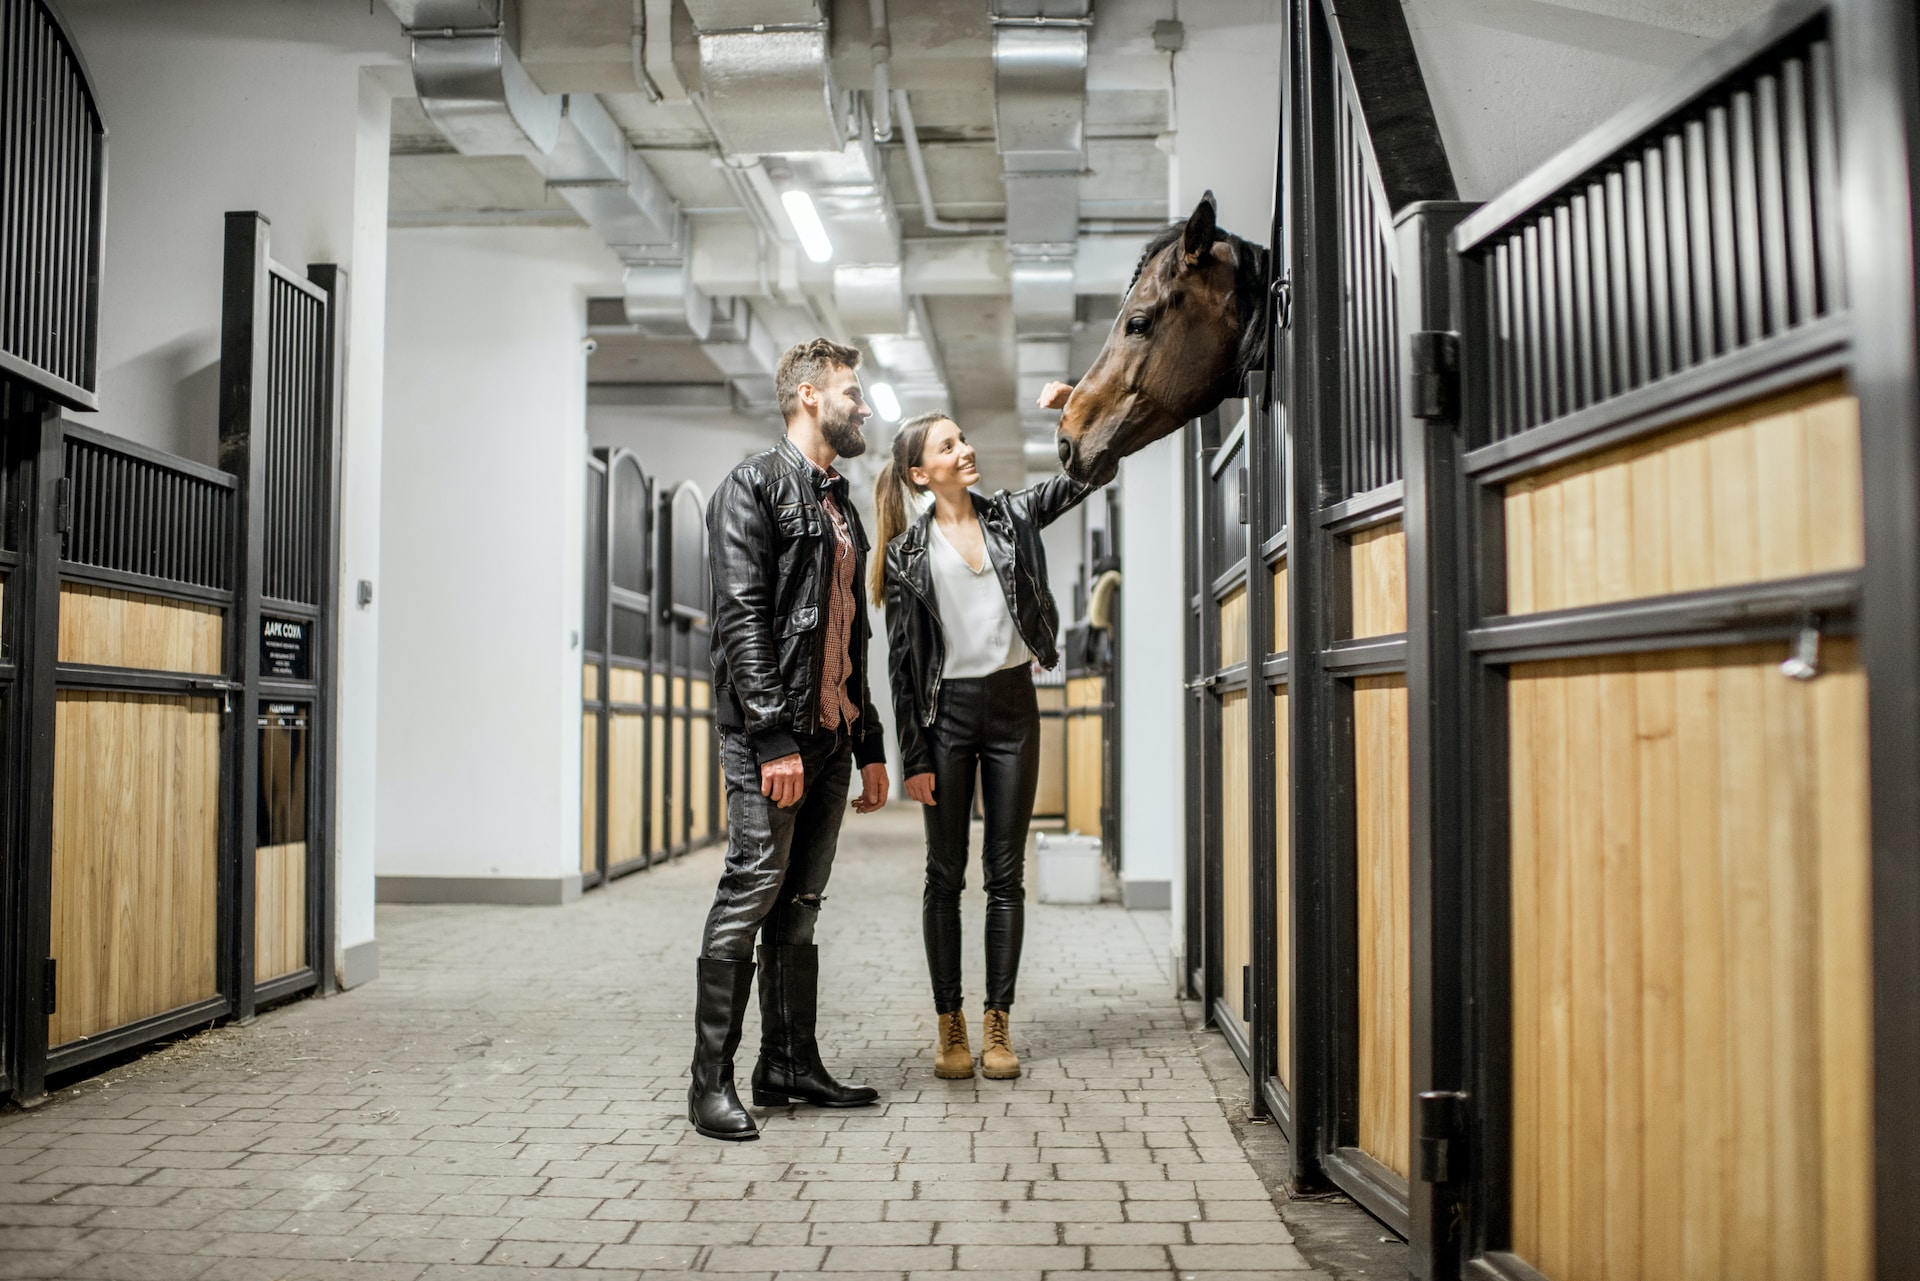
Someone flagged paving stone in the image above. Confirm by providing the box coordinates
[0,808,1381,1278]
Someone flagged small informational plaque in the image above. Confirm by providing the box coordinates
[259,617,311,681]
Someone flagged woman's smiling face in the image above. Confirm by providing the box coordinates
[908,417,978,492]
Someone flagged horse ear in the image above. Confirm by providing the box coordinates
[1180,192,1218,269]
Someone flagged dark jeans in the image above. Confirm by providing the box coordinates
[921,665,1041,1013]
[700,727,853,961]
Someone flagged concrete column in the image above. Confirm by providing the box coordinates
[375,227,621,905]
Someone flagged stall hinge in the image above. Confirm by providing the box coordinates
[53,477,71,535]
[1236,466,1250,525]
[1240,965,1252,1013]
[1271,271,1293,332]
[1415,1090,1469,1183]
[1408,331,1460,421]
[43,958,56,1015]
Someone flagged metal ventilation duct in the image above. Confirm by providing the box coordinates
[991,0,1090,446]
[677,0,843,155]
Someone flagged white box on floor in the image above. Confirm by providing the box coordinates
[1036,833,1102,904]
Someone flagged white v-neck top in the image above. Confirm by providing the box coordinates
[928,518,1031,679]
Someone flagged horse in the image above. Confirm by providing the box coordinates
[1054,193,1271,487]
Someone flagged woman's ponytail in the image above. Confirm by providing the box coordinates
[867,412,948,607]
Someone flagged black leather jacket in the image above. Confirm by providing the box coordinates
[882,475,1094,777]
[707,437,887,768]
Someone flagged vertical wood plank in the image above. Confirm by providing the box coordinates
[1354,676,1410,1179]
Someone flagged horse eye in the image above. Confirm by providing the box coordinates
[1125,315,1149,336]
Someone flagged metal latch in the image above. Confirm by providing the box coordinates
[1781,613,1822,681]
[1271,272,1293,332]
[53,477,71,535]
[1416,1090,1469,1183]
[1236,466,1250,526]
[1408,331,1460,421]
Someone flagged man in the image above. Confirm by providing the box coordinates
[689,338,892,1142]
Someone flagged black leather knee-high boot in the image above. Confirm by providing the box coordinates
[688,957,759,1141]
[750,944,879,1107]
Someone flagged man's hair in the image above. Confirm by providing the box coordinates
[775,338,862,420]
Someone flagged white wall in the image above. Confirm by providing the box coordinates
[587,405,781,502]
[1405,0,1774,200]
[377,226,621,889]
[61,1,405,986]
[1118,434,1185,925]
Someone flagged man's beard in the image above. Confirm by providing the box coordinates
[822,403,867,458]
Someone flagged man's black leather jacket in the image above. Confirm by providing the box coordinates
[707,437,887,768]
[882,475,1094,778]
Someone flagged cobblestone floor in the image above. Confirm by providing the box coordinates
[0,807,1356,1280]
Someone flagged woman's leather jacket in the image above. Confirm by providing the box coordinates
[882,474,1094,777]
[708,437,887,768]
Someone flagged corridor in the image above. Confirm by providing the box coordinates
[0,810,1331,1280]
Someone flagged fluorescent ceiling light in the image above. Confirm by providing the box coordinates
[780,189,834,263]
[870,381,902,421]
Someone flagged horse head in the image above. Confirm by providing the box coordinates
[1056,194,1270,486]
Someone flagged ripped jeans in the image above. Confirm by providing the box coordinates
[699,726,853,961]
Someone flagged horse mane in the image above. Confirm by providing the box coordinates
[1125,217,1272,381]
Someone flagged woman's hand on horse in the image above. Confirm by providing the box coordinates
[905,772,938,806]
[1036,381,1073,411]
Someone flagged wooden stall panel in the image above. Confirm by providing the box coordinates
[1354,675,1410,1179]
[1348,522,1407,638]
[690,680,712,843]
[49,693,221,1046]
[608,714,645,867]
[1219,585,1249,668]
[1035,685,1066,818]
[1274,689,1292,1090]
[1219,690,1251,1029]
[254,843,306,981]
[58,584,223,674]
[583,663,599,701]
[1504,382,1862,615]
[610,665,646,704]
[1065,677,1103,838]
[1507,643,1872,1281]
[1272,560,1289,654]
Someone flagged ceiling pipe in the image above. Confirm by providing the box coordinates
[897,90,1000,235]
[869,0,893,141]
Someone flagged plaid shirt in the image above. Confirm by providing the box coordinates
[809,462,861,732]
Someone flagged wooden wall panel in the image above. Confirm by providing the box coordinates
[608,713,645,866]
[1219,586,1249,669]
[610,665,646,704]
[1275,689,1292,1089]
[49,692,221,1046]
[1035,685,1066,817]
[583,663,599,701]
[58,584,223,674]
[1504,381,1862,615]
[1065,676,1104,838]
[1219,690,1251,1029]
[1507,642,1872,1281]
[1354,675,1411,1178]
[1272,561,1289,654]
[690,680,712,843]
[254,843,306,981]
[581,714,598,873]
[1349,522,1408,639]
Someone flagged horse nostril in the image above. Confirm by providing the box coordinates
[1057,436,1074,469]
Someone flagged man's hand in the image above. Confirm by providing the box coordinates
[760,752,805,809]
[851,762,890,813]
[904,772,937,806]
[1036,380,1073,411]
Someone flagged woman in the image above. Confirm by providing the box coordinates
[872,408,1092,1080]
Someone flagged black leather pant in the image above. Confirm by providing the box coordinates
[701,727,852,961]
[921,665,1040,1014]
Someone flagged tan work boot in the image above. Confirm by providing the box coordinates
[980,1009,1020,1080]
[934,1011,974,1079]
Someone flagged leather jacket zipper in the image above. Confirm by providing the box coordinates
[899,551,946,727]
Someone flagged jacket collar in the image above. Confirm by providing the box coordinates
[774,435,849,504]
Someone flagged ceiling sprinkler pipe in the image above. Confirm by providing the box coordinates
[896,90,1003,235]
[870,0,894,141]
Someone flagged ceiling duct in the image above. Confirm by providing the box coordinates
[991,0,1089,445]
[676,0,843,156]
[699,296,782,410]
[391,0,699,325]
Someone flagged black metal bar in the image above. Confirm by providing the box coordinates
[43,996,230,1077]
[306,261,345,994]
[1781,54,1819,325]
[1323,1146,1413,1239]
[219,211,270,1025]
[1321,634,1410,675]
[1316,481,1404,533]
[1834,2,1920,1272]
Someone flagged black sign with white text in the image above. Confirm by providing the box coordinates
[259,617,311,681]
